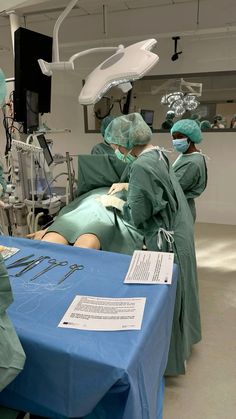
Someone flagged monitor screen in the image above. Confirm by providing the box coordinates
[140,109,154,126]
[36,134,53,166]
[26,90,39,133]
[14,27,52,132]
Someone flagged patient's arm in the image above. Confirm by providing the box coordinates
[27,229,48,240]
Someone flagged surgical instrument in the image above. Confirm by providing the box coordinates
[15,256,51,277]
[57,264,84,285]
[30,259,68,281]
[6,254,35,268]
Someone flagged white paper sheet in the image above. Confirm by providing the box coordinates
[124,250,174,285]
[58,295,146,331]
[0,245,20,260]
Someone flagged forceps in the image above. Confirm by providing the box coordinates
[57,264,84,285]
[14,256,51,277]
[6,254,35,269]
[30,258,68,281]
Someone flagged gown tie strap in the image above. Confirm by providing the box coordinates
[157,228,174,252]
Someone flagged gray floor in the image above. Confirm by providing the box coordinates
[163,223,236,419]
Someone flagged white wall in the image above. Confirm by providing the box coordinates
[1,11,236,225]
[152,132,236,226]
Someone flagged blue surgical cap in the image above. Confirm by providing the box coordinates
[100,115,114,137]
[105,113,152,149]
[171,119,203,143]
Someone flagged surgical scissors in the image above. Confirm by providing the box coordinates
[30,258,68,281]
[57,264,84,285]
[14,256,51,277]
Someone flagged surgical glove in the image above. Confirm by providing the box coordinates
[108,183,129,195]
[97,195,125,211]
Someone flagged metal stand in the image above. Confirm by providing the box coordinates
[66,151,74,202]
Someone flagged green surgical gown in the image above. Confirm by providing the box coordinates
[173,152,207,221]
[122,148,201,375]
[0,254,26,392]
[91,142,115,155]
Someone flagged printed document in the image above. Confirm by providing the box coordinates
[124,250,174,284]
[58,295,146,331]
[0,245,20,260]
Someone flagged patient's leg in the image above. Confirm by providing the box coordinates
[42,232,69,245]
[74,233,101,250]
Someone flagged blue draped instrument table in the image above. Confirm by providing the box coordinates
[0,237,177,419]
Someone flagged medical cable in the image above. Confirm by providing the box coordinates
[39,172,68,198]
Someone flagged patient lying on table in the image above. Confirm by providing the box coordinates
[28,155,143,255]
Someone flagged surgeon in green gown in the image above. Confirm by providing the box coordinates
[98,112,201,375]
[0,254,26,418]
[91,115,116,155]
[171,119,208,221]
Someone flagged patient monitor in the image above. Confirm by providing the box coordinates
[0,134,72,236]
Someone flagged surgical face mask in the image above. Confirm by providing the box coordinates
[115,149,135,163]
[172,137,190,153]
[125,152,136,163]
[115,149,125,161]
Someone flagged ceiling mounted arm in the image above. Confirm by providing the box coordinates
[53,0,78,62]
[68,45,124,65]
[38,1,159,105]
[171,36,182,61]
[38,46,121,76]
[180,78,202,96]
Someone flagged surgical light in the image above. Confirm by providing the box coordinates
[38,0,159,105]
[185,99,199,111]
[160,79,202,116]
[174,106,186,117]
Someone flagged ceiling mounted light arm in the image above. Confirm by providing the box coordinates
[40,0,121,73]
[38,46,122,76]
[38,0,159,104]
[171,36,182,61]
[68,45,124,64]
[53,0,78,62]
[180,78,202,96]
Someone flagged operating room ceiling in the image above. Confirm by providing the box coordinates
[0,0,236,36]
